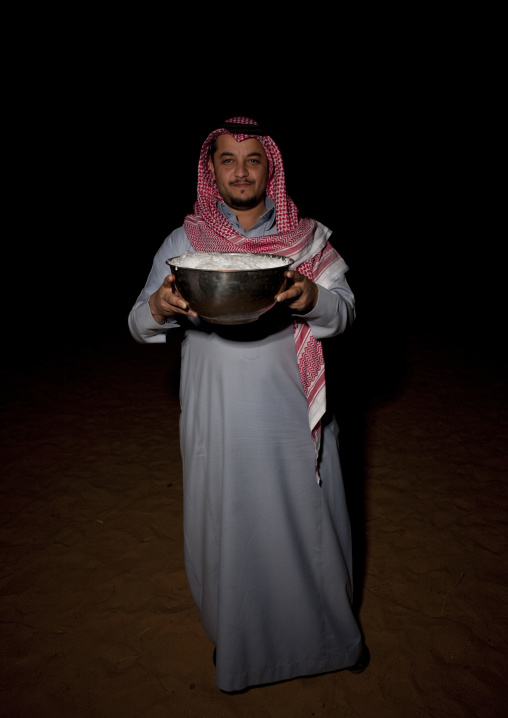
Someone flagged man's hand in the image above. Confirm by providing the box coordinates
[276,270,318,314]
[149,275,198,324]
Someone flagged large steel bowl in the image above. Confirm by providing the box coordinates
[166,252,294,324]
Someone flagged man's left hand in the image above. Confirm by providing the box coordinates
[276,270,318,314]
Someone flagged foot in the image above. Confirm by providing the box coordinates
[347,644,370,674]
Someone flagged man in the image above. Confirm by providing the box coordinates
[128,117,369,692]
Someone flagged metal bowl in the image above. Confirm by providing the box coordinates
[166,252,294,324]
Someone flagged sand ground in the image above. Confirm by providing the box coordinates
[1,324,507,717]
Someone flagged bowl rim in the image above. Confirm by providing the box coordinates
[166,252,294,272]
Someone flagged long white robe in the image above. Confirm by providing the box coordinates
[128,226,362,691]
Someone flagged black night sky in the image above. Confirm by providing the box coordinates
[4,36,503,371]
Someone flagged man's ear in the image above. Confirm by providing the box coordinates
[208,156,215,180]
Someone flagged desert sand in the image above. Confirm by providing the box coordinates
[1,316,507,717]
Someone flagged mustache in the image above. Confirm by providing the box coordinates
[230,180,254,186]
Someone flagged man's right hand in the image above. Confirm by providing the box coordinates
[148,275,198,324]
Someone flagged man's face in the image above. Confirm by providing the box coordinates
[209,134,268,211]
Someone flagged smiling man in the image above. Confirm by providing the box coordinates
[128,116,369,693]
[208,134,269,224]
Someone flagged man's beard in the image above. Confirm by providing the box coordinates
[225,184,259,209]
[228,195,259,209]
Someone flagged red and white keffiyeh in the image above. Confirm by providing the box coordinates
[183,117,346,482]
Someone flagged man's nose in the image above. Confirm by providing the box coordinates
[234,162,249,178]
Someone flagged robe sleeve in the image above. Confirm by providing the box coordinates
[128,227,192,344]
[293,272,355,340]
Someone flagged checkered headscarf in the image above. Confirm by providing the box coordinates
[183,117,347,482]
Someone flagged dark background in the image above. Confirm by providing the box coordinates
[4,28,502,368]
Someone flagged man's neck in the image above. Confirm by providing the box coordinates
[227,202,266,232]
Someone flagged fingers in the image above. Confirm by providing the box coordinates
[156,275,198,317]
[276,270,303,303]
[165,275,186,306]
[276,271,318,312]
[276,284,300,303]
